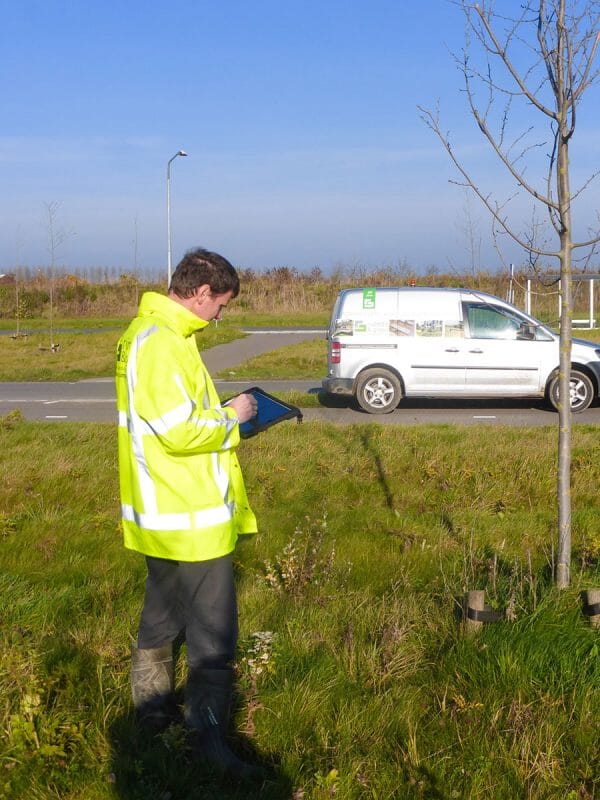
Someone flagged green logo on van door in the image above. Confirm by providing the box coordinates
[363,288,376,309]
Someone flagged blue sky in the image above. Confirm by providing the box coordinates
[1,1,599,276]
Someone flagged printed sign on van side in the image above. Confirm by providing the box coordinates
[362,288,376,309]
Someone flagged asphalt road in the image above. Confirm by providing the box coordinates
[1,329,599,426]
[2,378,599,427]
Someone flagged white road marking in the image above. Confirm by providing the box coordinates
[41,399,115,403]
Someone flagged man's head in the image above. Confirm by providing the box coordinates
[170,248,240,299]
[169,248,240,321]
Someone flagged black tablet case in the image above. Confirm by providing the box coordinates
[224,386,303,438]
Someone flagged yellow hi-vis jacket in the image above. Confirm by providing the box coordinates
[116,291,257,562]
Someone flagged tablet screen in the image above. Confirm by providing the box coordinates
[224,387,302,438]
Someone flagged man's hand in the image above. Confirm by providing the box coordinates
[227,393,258,424]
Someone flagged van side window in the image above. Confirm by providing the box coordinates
[464,303,539,340]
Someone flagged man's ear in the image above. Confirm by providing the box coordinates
[196,284,211,299]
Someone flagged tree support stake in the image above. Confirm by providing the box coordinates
[462,590,502,635]
[581,589,600,628]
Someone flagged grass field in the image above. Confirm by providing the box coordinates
[4,316,600,385]
[0,322,245,382]
[0,321,327,384]
[1,416,599,799]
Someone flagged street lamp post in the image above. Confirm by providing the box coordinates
[166,150,188,287]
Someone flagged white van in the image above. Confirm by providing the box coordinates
[322,287,600,414]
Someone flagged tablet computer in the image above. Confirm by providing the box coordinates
[224,386,303,439]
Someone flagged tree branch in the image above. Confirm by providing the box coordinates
[473,2,558,118]
[418,106,559,257]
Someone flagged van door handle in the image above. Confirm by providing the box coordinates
[445,347,459,353]
[469,348,483,354]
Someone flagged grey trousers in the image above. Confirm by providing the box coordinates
[137,553,238,671]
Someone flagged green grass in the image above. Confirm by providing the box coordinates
[0,324,245,381]
[1,416,599,799]
[0,330,124,380]
[216,388,324,409]
[5,315,600,384]
[0,312,328,332]
[0,317,128,331]
[0,315,327,382]
[216,336,326,380]
[226,311,329,328]
[572,328,600,343]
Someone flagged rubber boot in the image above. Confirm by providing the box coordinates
[131,643,175,729]
[184,667,261,779]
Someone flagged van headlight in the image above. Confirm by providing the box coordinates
[595,349,600,359]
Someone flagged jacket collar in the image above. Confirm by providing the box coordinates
[137,292,209,337]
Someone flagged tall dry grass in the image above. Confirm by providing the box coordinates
[0,263,591,323]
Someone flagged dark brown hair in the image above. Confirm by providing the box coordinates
[169,248,240,298]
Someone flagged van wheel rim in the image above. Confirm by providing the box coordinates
[364,378,395,408]
[570,378,589,409]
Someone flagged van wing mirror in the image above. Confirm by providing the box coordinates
[517,323,536,341]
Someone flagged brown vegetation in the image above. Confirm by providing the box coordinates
[0,264,593,323]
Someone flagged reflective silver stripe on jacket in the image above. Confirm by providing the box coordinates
[145,374,194,433]
[121,501,234,530]
[127,328,159,515]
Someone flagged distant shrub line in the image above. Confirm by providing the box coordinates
[0,264,584,322]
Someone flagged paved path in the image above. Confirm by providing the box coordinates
[201,328,325,373]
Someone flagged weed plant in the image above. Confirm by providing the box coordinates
[1,417,599,798]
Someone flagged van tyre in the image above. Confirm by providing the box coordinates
[547,369,594,413]
[356,368,402,414]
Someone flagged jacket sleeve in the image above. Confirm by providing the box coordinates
[130,327,240,455]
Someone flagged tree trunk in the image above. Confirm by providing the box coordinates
[556,259,572,589]
[556,114,573,589]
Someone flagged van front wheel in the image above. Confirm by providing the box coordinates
[355,369,402,414]
[547,369,595,413]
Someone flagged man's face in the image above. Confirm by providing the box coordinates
[193,286,234,322]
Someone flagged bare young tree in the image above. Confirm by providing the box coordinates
[457,188,484,282]
[14,230,25,339]
[44,201,75,352]
[419,0,600,587]
[45,201,64,351]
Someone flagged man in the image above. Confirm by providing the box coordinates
[116,248,259,776]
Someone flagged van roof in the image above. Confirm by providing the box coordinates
[337,287,497,300]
